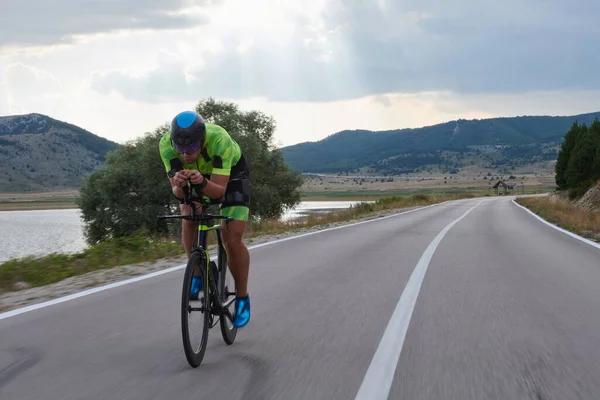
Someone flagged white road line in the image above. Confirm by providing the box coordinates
[511,198,600,251]
[0,199,462,321]
[354,200,483,400]
[0,265,187,320]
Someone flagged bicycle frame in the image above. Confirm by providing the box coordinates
[157,183,236,318]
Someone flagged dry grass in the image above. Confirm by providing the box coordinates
[0,236,183,294]
[301,172,556,194]
[0,189,79,211]
[516,195,600,242]
[246,192,480,237]
[0,200,78,211]
[0,189,79,201]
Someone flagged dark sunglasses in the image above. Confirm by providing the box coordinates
[174,142,201,154]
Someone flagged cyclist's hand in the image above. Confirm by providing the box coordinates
[188,170,205,185]
[173,171,189,187]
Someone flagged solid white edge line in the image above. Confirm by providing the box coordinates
[0,199,464,321]
[511,198,600,251]
[0,264,187,320]
[354,200,484,400]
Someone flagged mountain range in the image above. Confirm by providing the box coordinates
[0,113,119,192]
[2,111,599,194]
[280,112,600,175]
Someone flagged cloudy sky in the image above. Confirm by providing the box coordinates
[1,0,599,147]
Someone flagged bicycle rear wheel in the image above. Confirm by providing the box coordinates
[218,245,238,345]
[181,250,210,367]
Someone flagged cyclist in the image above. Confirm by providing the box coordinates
[158,110,251,328]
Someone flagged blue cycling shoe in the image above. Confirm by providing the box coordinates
[189,276,202,300]
[232,295,251,328]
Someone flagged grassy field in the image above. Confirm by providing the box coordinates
[300,171,556,200]
[0,188,78,201]
[301,186,554,201]
[0,189,553,210]
[0,189,79,211]
[0,200,78,211]
[0,174,556,210]
[515,194,600,242]
[302,171,555,191]
[1,192,478,294]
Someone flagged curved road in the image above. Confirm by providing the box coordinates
[2,196,600,399]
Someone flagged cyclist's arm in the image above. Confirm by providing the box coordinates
[163,155,188,200]
[199,134,235,198]
[202,173,229,199]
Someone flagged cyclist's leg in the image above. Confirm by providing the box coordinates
[220,206,250,296]
[221,206,250,327]
[220,172,251,327]
[180,201,201,258]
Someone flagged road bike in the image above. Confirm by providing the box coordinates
[157,182,238,367]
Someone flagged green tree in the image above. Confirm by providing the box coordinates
[77,98,303,245]
[77,125,175,244]
[555,121,584,189]
[590,118,600,182]
[194,97,303,219]
[565,122,597,193]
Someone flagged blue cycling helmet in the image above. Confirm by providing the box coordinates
[170,111,206,153]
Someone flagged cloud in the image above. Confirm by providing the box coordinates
[0,81,8,115]
[5,63,62,93]
[3,0,600,150]
[0,0,213,48]
[88,0,600,104]
[331,0,600,95]
[88,21,359,103]
[2,63,65,113]
[89,50,199,103]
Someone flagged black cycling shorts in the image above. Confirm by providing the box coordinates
[178,153,251,210]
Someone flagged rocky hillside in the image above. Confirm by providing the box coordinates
[0,113,119,192]
[281,111,600,175]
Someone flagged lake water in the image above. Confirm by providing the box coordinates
[0,209,88,263]
[280,201,367,221]
[0,201,367,262]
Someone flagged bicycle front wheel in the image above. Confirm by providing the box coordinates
[181,250,210,368]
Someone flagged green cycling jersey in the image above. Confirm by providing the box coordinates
[159,122,242,177]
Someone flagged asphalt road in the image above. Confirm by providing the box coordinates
[2,196,600,400]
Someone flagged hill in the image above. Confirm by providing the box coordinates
[281,112,600,175]
[0,113,119,192]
